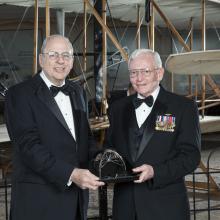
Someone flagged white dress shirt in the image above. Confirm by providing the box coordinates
[40,71,76,140]
[135,86,160,128]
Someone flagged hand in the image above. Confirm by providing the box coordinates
[70,168,105,190]
[132,164,154,183]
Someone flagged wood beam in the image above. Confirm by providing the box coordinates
[152,0,190,52]
[149,2,155,51]
[33,0,38,75]
[188,17,193,95]
[198,101,220,110]
[137,4,141,49]
[152,0,220,102]
[102,0,107,108]
[85,0,128,62]
[45,0,50,37]
[201,0,206,117]
[206,75,220,97]
[83,1,87,73]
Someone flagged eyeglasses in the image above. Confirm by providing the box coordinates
[129,68,158,78]
[42,51,73,61]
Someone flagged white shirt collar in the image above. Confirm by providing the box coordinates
[40,71,65,88]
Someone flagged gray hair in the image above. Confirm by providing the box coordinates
[40,34,73,54]
[128,49,162,68]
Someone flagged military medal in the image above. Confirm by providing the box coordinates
[155,114,175,132]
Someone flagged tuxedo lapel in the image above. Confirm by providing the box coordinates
[136,89,167,160]
[69,92,80,143]
[120,96,136,164]
[68,80,87,144]
[33,74,72,137]
[127,103,138,163]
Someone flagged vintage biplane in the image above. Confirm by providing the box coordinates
[0,0,220,207]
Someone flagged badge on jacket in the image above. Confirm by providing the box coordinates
[155,114,175,132]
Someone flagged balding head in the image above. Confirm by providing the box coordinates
[41,35,73,54]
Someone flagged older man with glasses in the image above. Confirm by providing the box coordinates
[104,48,201,220]
[5,35,104,220]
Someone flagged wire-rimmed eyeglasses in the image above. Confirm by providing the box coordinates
[129,68,158,78]
[42,51,73,61]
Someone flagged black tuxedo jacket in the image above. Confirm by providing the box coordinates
[5,73,95,220]
[105,86,201,220]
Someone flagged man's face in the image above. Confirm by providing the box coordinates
[39,37,73,86]
[129,54,164,97]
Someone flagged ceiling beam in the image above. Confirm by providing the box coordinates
[33,0,38,75]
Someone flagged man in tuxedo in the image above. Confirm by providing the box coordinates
[104,49,201,220]
[5,35,104,220]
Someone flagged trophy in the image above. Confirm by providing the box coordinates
[92,149,139,183]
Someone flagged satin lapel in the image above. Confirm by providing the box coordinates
[35,78,72,137]
[69,91,80,143]
[124,96,137,164]
[136,93,167,160]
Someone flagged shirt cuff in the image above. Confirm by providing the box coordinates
[67,179,72,186]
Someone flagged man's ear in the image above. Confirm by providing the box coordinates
[39,54,44,68]
[157,67,164,81]
[70,59,73,69]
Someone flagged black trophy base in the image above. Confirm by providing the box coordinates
[100,173,139,183]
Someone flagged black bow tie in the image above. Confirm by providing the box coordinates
[50,83,71,97]
[133,95,154,109]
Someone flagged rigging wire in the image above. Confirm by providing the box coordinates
[72,13,93,44]
[69,1,98,105]
[0,5,30,85]
[106,0,120,42]
[65,0,101,116]
[7,6,31,52]
[134,14,144,45]
[67,12,80,38]
[106,56,126,69]
[67,2,95,90]
[0,6,31,85]
[108,4,145,91]
[212,22,220,41]
[107,16,130,61]
[0,39,20,84]
[129,5,146,50]
[110,58,121,91]
[106,0,121,91]
[180,27,192,53]
[73,48,93,97]
[168,28,179,54]
[118,21,130,45]
[73,48,100,116]
[106,0,132,91]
